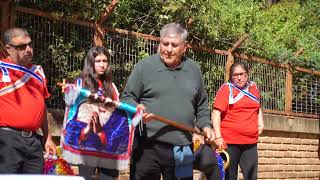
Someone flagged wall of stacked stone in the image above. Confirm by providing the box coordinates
[110,131,320,180]
[256,131,319,180]
[48,111,319,180]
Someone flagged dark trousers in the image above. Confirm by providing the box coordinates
[193,144,220,180]
[225,144,258,180]
[130,137,192,180]
[130,137,220,180]
[78,164,119,180]
[0,128,44,174]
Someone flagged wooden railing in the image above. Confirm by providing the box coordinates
[0,5,319,119]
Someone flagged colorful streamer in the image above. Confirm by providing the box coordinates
[43,147,75,175]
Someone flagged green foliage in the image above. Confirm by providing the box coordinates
[15,0,110,20]
[14,0,320,70]
[12,0,319,112]
[136,38,150,60]
[246,2,301,62]
[48,36,83,81]
[295,0,320,70]
[34,32,85,108]
[200,62,225,105]
[190,0,262,47]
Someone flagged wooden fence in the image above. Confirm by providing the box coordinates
[1,6,319,119]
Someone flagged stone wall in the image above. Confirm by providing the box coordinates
[48,109,319,179]
[257,131,319,180]
[254,114,320,180]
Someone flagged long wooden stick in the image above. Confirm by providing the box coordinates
[57,80,207,138]
[152,114,207,137]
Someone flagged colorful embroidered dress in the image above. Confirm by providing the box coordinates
[61,79,141,170]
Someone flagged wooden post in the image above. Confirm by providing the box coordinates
[285,64,293,113]
[294,47,304,58]
[228,34,249,53]
[94,23,105,46]
[285,47,304,113]
[0,0,12,33]
[225,34,249,82]
[93,0,118,46]
[9,2,15,28]
[96,0,118,25]
[225,52,234,82]
[0,0,11,59]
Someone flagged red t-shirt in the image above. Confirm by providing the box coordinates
[97,80,120,101]
[0,58,50,131]
[213,82,260,144]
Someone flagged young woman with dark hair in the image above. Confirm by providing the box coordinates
[81,46,114,99]
[61,46,120,180]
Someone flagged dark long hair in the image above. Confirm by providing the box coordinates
[229,61,249,82]
[80,46,114,100]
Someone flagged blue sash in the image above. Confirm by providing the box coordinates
[0,61,43,83]
[0,65,39,96]
[228,82,260,104]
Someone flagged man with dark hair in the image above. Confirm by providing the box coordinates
[0,27,56,173]
[121,22,219,180]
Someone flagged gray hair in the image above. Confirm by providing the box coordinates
[3,27,30,44]
[160,23,188,41]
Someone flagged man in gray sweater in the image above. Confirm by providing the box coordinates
[121,22,218,180]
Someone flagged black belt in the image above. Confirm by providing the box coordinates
[0,127,35,137]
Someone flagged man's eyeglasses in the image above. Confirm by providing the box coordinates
[8,42,33,50]
[232,72,247,78]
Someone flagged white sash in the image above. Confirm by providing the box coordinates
[228,82,260,104]
[0,65,39,96]
[0,61,43,83]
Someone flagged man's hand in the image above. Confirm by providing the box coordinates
[203,127,215,143]
[136,104,154,123]
[44,137,56,155]
[41,106,56,155]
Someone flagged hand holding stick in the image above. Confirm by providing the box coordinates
[57,79,207,138]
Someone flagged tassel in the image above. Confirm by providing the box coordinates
[43,146,75,175]
[64,84,80,106]
[1,67,11,82]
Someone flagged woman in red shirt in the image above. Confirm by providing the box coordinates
[212,61,264,180]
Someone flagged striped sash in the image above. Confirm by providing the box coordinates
[0,61,43,83]
[0,61,43,96]
[228,82,260,104]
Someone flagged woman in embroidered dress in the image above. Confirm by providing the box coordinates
[62,46,120,180]
[211,61,264,180]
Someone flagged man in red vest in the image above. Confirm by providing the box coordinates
[0,27,56,173]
